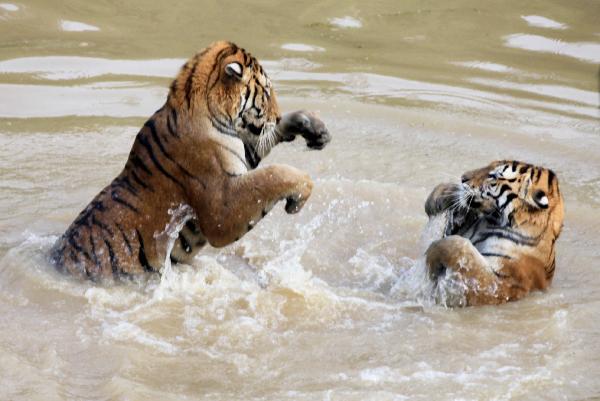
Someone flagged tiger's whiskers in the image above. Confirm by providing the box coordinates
[257,122,277,158]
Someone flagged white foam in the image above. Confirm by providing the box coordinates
[59,20,100,32]
[0,3,18,11]
[521,15,568,30]
[329,16,362,29]
[281,43,325,52]
[101,321,178,354]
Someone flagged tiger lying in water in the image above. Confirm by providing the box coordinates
[51,41,331,280]
[424,160,564,306]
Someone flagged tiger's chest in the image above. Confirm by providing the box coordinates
[213,133,249,176]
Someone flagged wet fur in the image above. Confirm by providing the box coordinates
[51,41,331,280]
[424,160,564,306]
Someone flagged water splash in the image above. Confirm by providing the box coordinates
[153,204,195,289]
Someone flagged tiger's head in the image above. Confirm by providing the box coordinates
[460,160,564,238]
[168,41,280,160]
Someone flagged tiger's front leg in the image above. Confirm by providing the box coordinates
[193,164,313,248]
[425,235,502,306]
[276,110,331,149]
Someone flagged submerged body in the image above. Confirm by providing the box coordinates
[51,41,330,279]
[424,160,564,306]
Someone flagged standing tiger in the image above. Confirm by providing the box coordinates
[51,41,331,280]
[424,160,564,306]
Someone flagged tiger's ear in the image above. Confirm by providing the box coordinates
[225,62,243,78]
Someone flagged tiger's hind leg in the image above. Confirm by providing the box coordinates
[425,235,502,306]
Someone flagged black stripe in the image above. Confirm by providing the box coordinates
[472,230,540,247]
[546,258,556,279]
[481,252,513,259]
[238,86,251,118]
[511,161,517,171]
[103,238,119,277]
[146,119,173,159]
[499,193,518,209]
[244,142,261,169]
[136,229,157,273]
[145,119,206,187]
[131,154,153,176]
[209,114,238,138]
[73,209,92,228]
[89,234,100,270]
[111,190,139,213]
[170,255,180,265]
[167,108,179,138]
[116,223,132,254]
[547,170,556,187]
[137,132,186,189]
[218,144,248,169]
[67,235,90,261]
[115,176,138,197]
[496,184,511,199]
[250,85,260,114]
[179,233,192,253]
[533,167,542,183]
[130,170,152,191]
[91,215,113,236]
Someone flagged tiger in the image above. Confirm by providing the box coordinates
[50,41,331,280]
[423,160,564,306]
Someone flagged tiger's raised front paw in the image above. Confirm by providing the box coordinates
[278,110,331,150]
[284,177,313,214]
[424,182,464,217]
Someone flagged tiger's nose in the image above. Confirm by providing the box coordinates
[461,175,468,183]
[276,115,282,125]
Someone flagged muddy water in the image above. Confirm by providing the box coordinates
[1,1,600,400]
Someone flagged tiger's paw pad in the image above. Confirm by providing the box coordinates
[284,194,307,214]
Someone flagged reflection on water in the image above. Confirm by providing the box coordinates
[521,15,568,30]
[1,0,600,400]
[505,34,600,63]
